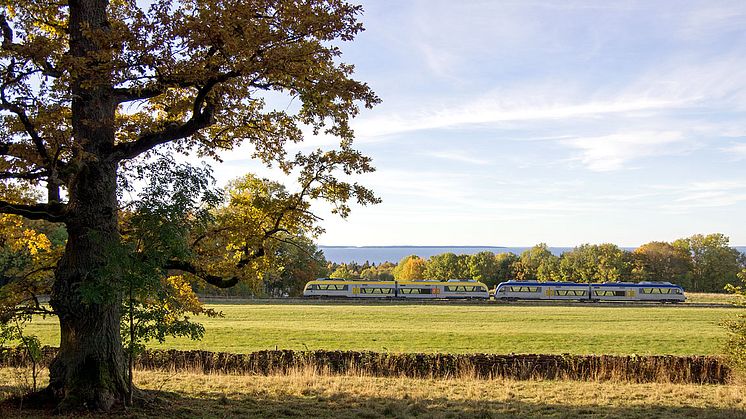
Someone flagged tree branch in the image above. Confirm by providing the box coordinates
[164,259,240,289]
[111,104,215,161]
[269,235,321,261]
[113,85,167,103]
[0,200,66,222]
[0,101,51,165]
[0,169,49,180]
[111,71,242,160]
[0,14,62,78]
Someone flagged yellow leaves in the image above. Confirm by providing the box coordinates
[161,275,203,314]
[393,256,427,281]
[0,214,50,256]
[18,229,51,255]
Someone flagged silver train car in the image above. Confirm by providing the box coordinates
[494,280,685,303]
[303,278,489,299]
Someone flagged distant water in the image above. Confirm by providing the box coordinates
[320,245,746,264]
[319,246,571,264]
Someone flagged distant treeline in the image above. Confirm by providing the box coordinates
[328,233,746,294]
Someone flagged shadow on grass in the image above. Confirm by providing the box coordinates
[1,388,743,419]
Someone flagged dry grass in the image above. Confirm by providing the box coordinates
[1,366,744,418]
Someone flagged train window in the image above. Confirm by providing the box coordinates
[556,289,586,296]
[362,288,391,294]
[594,290,621,296]
[510,286,541,292]
[401,288,430,294]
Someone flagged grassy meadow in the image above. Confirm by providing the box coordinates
[1,367,744,418]
[22,299,742,356]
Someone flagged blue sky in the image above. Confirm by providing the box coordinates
[212,0,746,247]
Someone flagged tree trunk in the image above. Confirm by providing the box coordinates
[44,0,128,411]
[47,159,126,411]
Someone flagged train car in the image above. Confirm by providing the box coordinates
[398,279,489,299]
[303,278,397,298]
[303,278,356,298]
[303,278,489,299]
[493,280,685,303]
[591,282,685,303]
[494,281,590,301]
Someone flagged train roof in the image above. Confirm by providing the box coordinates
[497,280,683,288]
[399,280,487,285]
[591,282,683,288]
[311,278,485,284]
[497,281,584,286]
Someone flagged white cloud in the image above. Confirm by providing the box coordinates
[424,150,490,165]
[352,95,684,139]
[646,180,746,212]
[723,142,746,159]
[560,131,693,172]
[677,3,746,39]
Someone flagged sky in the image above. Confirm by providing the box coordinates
[209,0,746,247]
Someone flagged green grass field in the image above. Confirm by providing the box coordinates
[23,300,742,355]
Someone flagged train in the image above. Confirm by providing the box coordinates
[303,278,686,303]
[494,280,686,303]
[303,278,490,299]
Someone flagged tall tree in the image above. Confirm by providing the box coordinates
[424,252,468,280]
[559,243,627,283]
[263,237,327,297]
[467,251,499,286]
[673,234,743,292]
[494,252,519,283]
[0,0,378,410]
[514,244,559,281]
[329,264,358,279]
[393,255,426,281]
[632,241,690,283]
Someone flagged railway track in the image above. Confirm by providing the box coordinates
[200,297,741,308]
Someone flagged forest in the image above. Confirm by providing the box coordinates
[324,233,746,294]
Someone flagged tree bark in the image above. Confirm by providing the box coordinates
[47,159,127,411]
[44,0,129,411]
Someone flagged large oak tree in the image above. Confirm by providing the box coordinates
[0,0,378,410]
